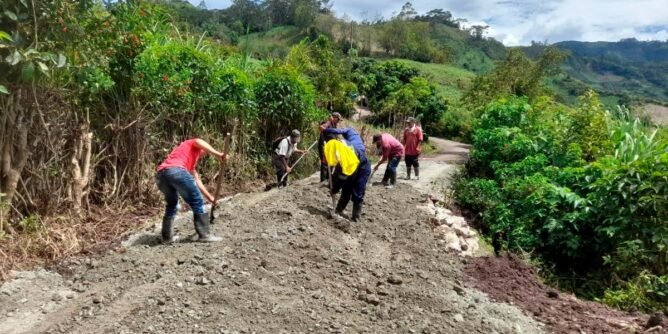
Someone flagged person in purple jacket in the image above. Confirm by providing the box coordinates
[372,133,405,189]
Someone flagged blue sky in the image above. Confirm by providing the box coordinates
[192,0,668,46]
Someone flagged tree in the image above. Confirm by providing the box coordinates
[397,2,417,21]
[462,48,567,110]
[469,25,489,40]
[197,1,207,9]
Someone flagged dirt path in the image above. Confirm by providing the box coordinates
[0,138,651,334]
[0,144,545,334]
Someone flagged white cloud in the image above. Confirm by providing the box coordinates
[193,0,668,45]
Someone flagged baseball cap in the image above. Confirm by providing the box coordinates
[331,112,342,119]
[406,117,416,123]
[290,129,301,138]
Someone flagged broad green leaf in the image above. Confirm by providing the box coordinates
[0,85,8,94]
[20,62,35,81]
[4,10,17,21]
[0,31,11,42]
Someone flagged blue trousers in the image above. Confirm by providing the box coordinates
[156,167,206,218]
[332,157,371,205]
[382,156,402,185]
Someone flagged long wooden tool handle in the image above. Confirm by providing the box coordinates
[280,139,318,183]
[210,133,232,221]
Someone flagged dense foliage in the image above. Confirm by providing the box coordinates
[350,59,447,135]
[455,94,668,312]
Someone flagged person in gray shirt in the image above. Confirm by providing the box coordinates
[271,129,306,187]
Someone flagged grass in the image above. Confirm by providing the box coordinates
[385,59,476,101]
[239,26,306,59]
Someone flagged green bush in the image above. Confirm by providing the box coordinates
[254,65,323,143]
[455,94,668,311]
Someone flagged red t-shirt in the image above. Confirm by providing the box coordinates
[403,126,423,156]
[380,133,404,160]
[157,139,204,172]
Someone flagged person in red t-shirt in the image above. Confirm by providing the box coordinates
[156,138,229,243]
[402,117,424,180]
[372,133,405,189]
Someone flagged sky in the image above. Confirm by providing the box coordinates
[193,0,668,46]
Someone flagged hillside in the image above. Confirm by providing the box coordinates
[523,40,668,108]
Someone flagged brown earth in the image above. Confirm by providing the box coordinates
[0,173,543,334]
[463,256,652,334]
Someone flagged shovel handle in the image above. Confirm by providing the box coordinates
[210,133,232,221]
[280,139,318,183]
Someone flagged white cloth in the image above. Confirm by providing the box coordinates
[275,137,295,157]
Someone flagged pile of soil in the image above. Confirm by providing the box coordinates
[463,256,650,334]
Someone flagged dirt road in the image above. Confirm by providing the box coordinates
[0,140,650,334]
[0,147,546,333]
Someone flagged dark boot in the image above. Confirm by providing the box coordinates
[381,168,391,186]
[406,167,412,180]
[414,167,419,180]
[194,213,222,242]
[161,216,177,244]
[390,171,397,185]
[351,202,362,222]
[335,196,350,215]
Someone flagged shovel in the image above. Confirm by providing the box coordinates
[209,133,232,224]
[327,166,337,218]
[279,139,318,185]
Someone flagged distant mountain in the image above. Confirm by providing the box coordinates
[555,39,668,63]
[546,39,668,106]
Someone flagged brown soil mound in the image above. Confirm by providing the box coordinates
[463,256,651,334]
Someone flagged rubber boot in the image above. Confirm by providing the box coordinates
[390,171,397,186]
[335,196,350,216]
[194,213,222,242]
[351,202,362,222]
[381,168,391,186]
[406,167,412,180]
[161,216,176,244]
[414,167,420,180]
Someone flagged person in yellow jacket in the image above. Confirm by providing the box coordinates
[323,131,371,222]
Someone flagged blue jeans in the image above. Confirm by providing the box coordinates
[382,156,402,185]
[156,167,206,218]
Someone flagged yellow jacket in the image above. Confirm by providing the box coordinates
[324,140,360,176]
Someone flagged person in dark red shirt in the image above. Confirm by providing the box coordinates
[156,138,229,243]
[372,133,405,189]
[402,117,424,180]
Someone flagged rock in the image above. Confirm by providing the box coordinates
[93,297,102,304]
[52,294,64,302]
[453,225,473,238]
[453,313,464,322]
[440,230,461,252]
[387,275,403,285]
[452,285,466,296]
[546,290,559,299]
[360,294,381,306]
[459,236,469,251]
[646,313,664,328]
[196,277,210,285]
